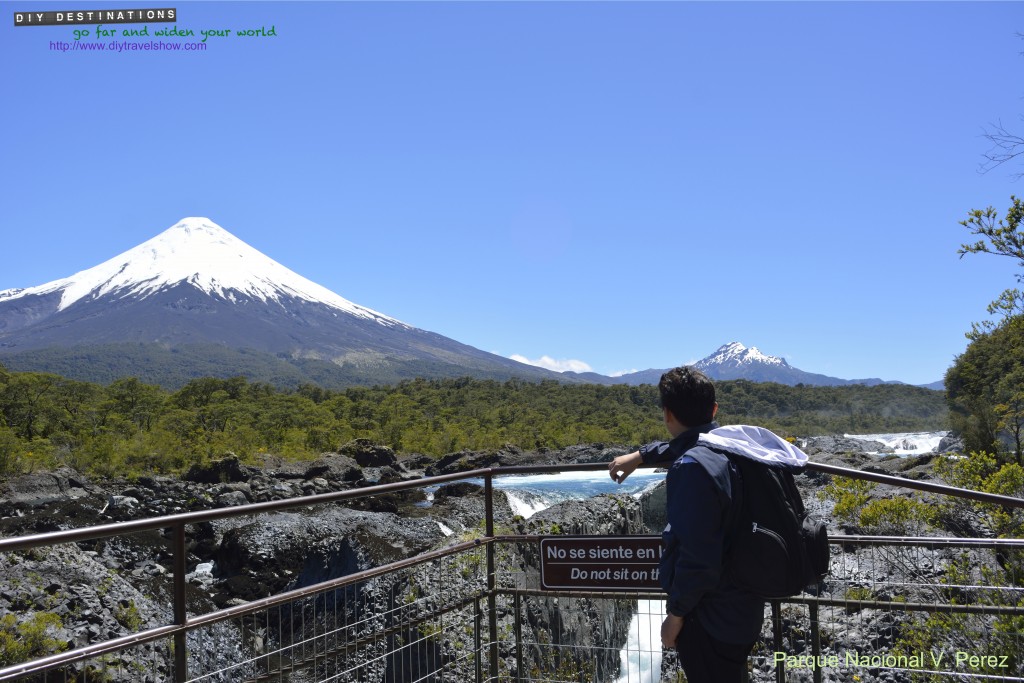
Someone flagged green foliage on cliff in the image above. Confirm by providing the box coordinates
[946,313,1024,463]
[0,367,946,478]
[935,450,1024,539]
[892,451,1024,676]
[948,197,1024,463]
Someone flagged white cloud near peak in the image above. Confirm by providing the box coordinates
[510,354,593,374]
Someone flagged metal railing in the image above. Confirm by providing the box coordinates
[1,459,1023,682]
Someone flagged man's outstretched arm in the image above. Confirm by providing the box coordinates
[609,450,642,483]
[610,440,679,483]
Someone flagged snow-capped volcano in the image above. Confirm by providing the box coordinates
[595,341,908,387]
[691,341,899,386]
[0,218,561,388]
[0,218,403,327]
[695,342,790,372]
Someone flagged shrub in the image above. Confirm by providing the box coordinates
[858,497,935,535]
[820,477,875,525]
[0,612,67,666]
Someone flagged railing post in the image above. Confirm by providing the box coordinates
[485,472,499,681]
[172,522,188,683]
[772,600,784,683]
[474,596,483,683]
[810,601,821,683]
[514,591,523,683]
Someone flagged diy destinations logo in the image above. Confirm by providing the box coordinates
[13,8,176,26]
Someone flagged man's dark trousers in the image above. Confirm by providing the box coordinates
[676,614,752,683]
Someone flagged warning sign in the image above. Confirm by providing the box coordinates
[539,536,663,592]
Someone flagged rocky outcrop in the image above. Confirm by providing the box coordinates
[0,539,247,682]
[211,506,445,604]
[799,435,894,456]
[424,444,630,476]
[339,439,398,468]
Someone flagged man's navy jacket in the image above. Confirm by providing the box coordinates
[639,422,778,644]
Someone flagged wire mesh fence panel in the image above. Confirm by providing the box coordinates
[747,538,1024,683]
[487,537,670,683]
[181,548,493,683]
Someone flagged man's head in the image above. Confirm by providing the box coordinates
[658,366,717,430]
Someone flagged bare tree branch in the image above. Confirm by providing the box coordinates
[980,118,1024,180]
[977,34,1024,180]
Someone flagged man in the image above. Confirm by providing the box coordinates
[609,366,784,683]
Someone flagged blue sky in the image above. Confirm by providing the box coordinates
[2,1,1022,386]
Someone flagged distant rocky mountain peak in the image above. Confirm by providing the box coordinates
[696,341,790,371]
[590,341,937,389]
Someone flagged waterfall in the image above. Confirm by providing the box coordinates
[843,430,949,455]
[615,598,665,683]
[503,490,552,518]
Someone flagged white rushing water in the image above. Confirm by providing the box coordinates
[493,470,664,519]
[615,598,665,683]
[843,431,949,456]
[504,491,551,519]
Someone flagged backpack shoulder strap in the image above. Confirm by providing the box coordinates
[685,447,744,542]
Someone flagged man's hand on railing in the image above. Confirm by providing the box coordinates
[609,450,642,484]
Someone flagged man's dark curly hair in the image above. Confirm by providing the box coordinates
[658,366,716,427]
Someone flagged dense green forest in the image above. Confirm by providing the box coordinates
[0,364,947,478]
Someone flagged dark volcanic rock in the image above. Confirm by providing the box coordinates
[526,493,644,537]
[0,542,246,681]
[1,467,93,507]
[398,452,434,470]
[515,494,647,681]
[212,506,444,602]
[424,450,487,475]
[433,482,484,501]
[423,443,623,476]
[302,453,362,482]
[183,454,251,484]
[872,453,937,480]
[937,434,964,453]
[799,435,893,456]
[558,444,631,464]
[340,439,397,467]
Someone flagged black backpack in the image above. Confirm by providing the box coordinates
[692,447,830,599]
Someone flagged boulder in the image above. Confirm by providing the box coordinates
[303,453,362,482]
[799,436,893,455]
[183,454,251,484]
[938,434,964,453]
[215,491,249,507]
[339,439,397,467]
[0,468,91,507]
[104,495,139,512]
[433,482,484,501]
